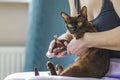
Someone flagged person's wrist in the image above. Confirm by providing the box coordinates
[84,32,93,48]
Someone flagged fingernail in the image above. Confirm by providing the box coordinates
[51,53,55,58]
[48,53,55,59]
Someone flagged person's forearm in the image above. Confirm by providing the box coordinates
[84,26,120,51]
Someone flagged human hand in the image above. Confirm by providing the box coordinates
[46,35,68,58]
[67,37,88,56]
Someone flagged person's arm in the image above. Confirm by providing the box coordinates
[68,0,78,16]
[84,26,120,51]
[67,0,120,56]
[84,0,120,51]
[67,25,120,56]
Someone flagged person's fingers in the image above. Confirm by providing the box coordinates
[64,41,68,46]
[56,50,67,58]
[56,39,63,46]
[47,38,68,58]
[67,46,79,56]
[46,50,67,58]
[46,47,65,58]
[48,40,56,52]
[66,45,72,55]
[49,39,65,52]
[67,50,71,55]
[53,47,66,55]
[46,51,55,58]
[53,48,61,55]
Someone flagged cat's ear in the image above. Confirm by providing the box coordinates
[80,6,87,19]
[61,12,70,23]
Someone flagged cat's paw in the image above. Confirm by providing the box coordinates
[46,61,57,75]
[34,67,39,76]
[46,61,55,70]
[56,64,64,75]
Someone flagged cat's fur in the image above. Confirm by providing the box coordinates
[47,6,110,78]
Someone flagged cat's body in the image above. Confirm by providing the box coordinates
[47,6,110,78]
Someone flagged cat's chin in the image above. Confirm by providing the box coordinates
[69,31,75,34]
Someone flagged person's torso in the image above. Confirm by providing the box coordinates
[80,0,120,58]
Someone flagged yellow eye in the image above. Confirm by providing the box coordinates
[78,22,82,27]
[67,24,73,28]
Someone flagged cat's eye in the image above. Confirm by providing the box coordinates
[67,24,73,28]
[78,22,83,27]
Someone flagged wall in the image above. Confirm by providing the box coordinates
[0,2,29,46]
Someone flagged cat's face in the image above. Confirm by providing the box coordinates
[61,6,87,34]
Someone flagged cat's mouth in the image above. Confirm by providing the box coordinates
[69,29,75,34]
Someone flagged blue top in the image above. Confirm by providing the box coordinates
[92,0,120,58]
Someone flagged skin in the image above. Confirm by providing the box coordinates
[46,0,120,58]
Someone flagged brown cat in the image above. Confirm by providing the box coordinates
[46,6,110,78]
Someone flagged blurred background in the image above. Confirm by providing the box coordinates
[0,0,29,80]
[0,0,77,80]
